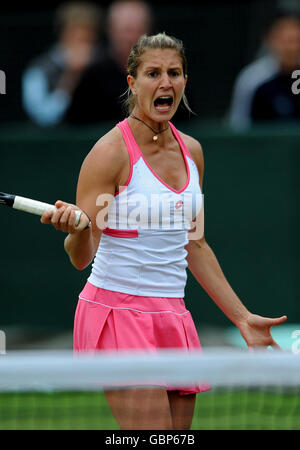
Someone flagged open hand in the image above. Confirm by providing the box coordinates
[238,313,287,350]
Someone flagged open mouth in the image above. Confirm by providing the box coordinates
[154,96,174,111]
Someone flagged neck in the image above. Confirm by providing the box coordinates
[280,61,300,73]
[132,108,170,130]
[128,110,171,145]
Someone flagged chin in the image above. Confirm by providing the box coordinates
[152,108,176,122]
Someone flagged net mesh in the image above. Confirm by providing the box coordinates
[0,348,300,430]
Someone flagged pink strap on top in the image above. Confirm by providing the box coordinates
[117,118,191,194]
[117,118,192,161]
[168,122,192,159]
[114,119,139,195]
[117,119,141,165]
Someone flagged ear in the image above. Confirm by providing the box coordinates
[127,75,137,95]
[184,74,188,88]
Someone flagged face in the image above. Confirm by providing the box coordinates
[61,24,97,48]
[128,48,187,122]
[268,19,300,70]
[109,4,150,58]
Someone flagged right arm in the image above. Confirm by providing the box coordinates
[41,132,127,270]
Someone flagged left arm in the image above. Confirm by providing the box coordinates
[183,134,287,349]
[186,237,250,329]
[186,236,286,348]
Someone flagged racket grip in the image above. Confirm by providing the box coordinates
[13,196,82,225]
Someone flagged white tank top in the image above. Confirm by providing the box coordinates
[88,118,202,297]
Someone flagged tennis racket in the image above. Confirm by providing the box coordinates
[0,192,82,226]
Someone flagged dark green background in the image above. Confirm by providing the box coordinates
[0,0,277,122]
[0,1,299,336]
[1,120,299,332]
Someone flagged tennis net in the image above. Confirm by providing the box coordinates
[0,348,299,430]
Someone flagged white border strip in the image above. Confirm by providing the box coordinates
[79,296,190,316]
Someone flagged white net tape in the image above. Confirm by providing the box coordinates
[0,348,299,392]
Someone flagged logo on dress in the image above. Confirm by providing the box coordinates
[175,200,183,209]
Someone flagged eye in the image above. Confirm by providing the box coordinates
[147,71,158,78]
[169,70,180,77]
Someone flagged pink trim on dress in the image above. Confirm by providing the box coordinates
[114,120,136,196]
[117,120,142,165]
[123,118,190,194]
[103,227,139,238]
[168,122,193,159]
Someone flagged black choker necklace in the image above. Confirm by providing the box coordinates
[130,115,169,142]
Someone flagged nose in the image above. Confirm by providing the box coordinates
[159,72,172,89]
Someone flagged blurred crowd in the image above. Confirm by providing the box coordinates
[22,0,153,126]
[21,2,300,129]
[229,10,300,130]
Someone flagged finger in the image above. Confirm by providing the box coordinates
[269,315,288,327]
[260,315,287,328]
[68,209,77,234]
[60,206,73,233]
[67,207,79,234]
[248,344,268,353]
[55,200,74,210]
[54,200,64,209]
[271,341,283,351]
[51,206,65,229]
[40,209,54,224]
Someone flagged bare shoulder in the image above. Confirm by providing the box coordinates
[80,126,128,181]
[85,126,127,170]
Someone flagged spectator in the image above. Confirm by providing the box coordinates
[228,12,300,130]
[107,0,153,74]
[22,2,104,126]
[68,0,154,123]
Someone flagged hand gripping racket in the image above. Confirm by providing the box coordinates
[0,192,82,226]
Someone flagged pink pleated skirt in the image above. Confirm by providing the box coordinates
[73,282,210,395]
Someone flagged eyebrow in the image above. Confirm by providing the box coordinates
[143,65,182,71]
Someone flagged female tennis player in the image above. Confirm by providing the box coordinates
[41,33,287,430]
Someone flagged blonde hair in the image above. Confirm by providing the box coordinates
[122,32,193,115]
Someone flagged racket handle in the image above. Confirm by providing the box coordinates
[13,196,82,225]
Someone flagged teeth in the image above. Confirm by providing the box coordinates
[156,105,171,110]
